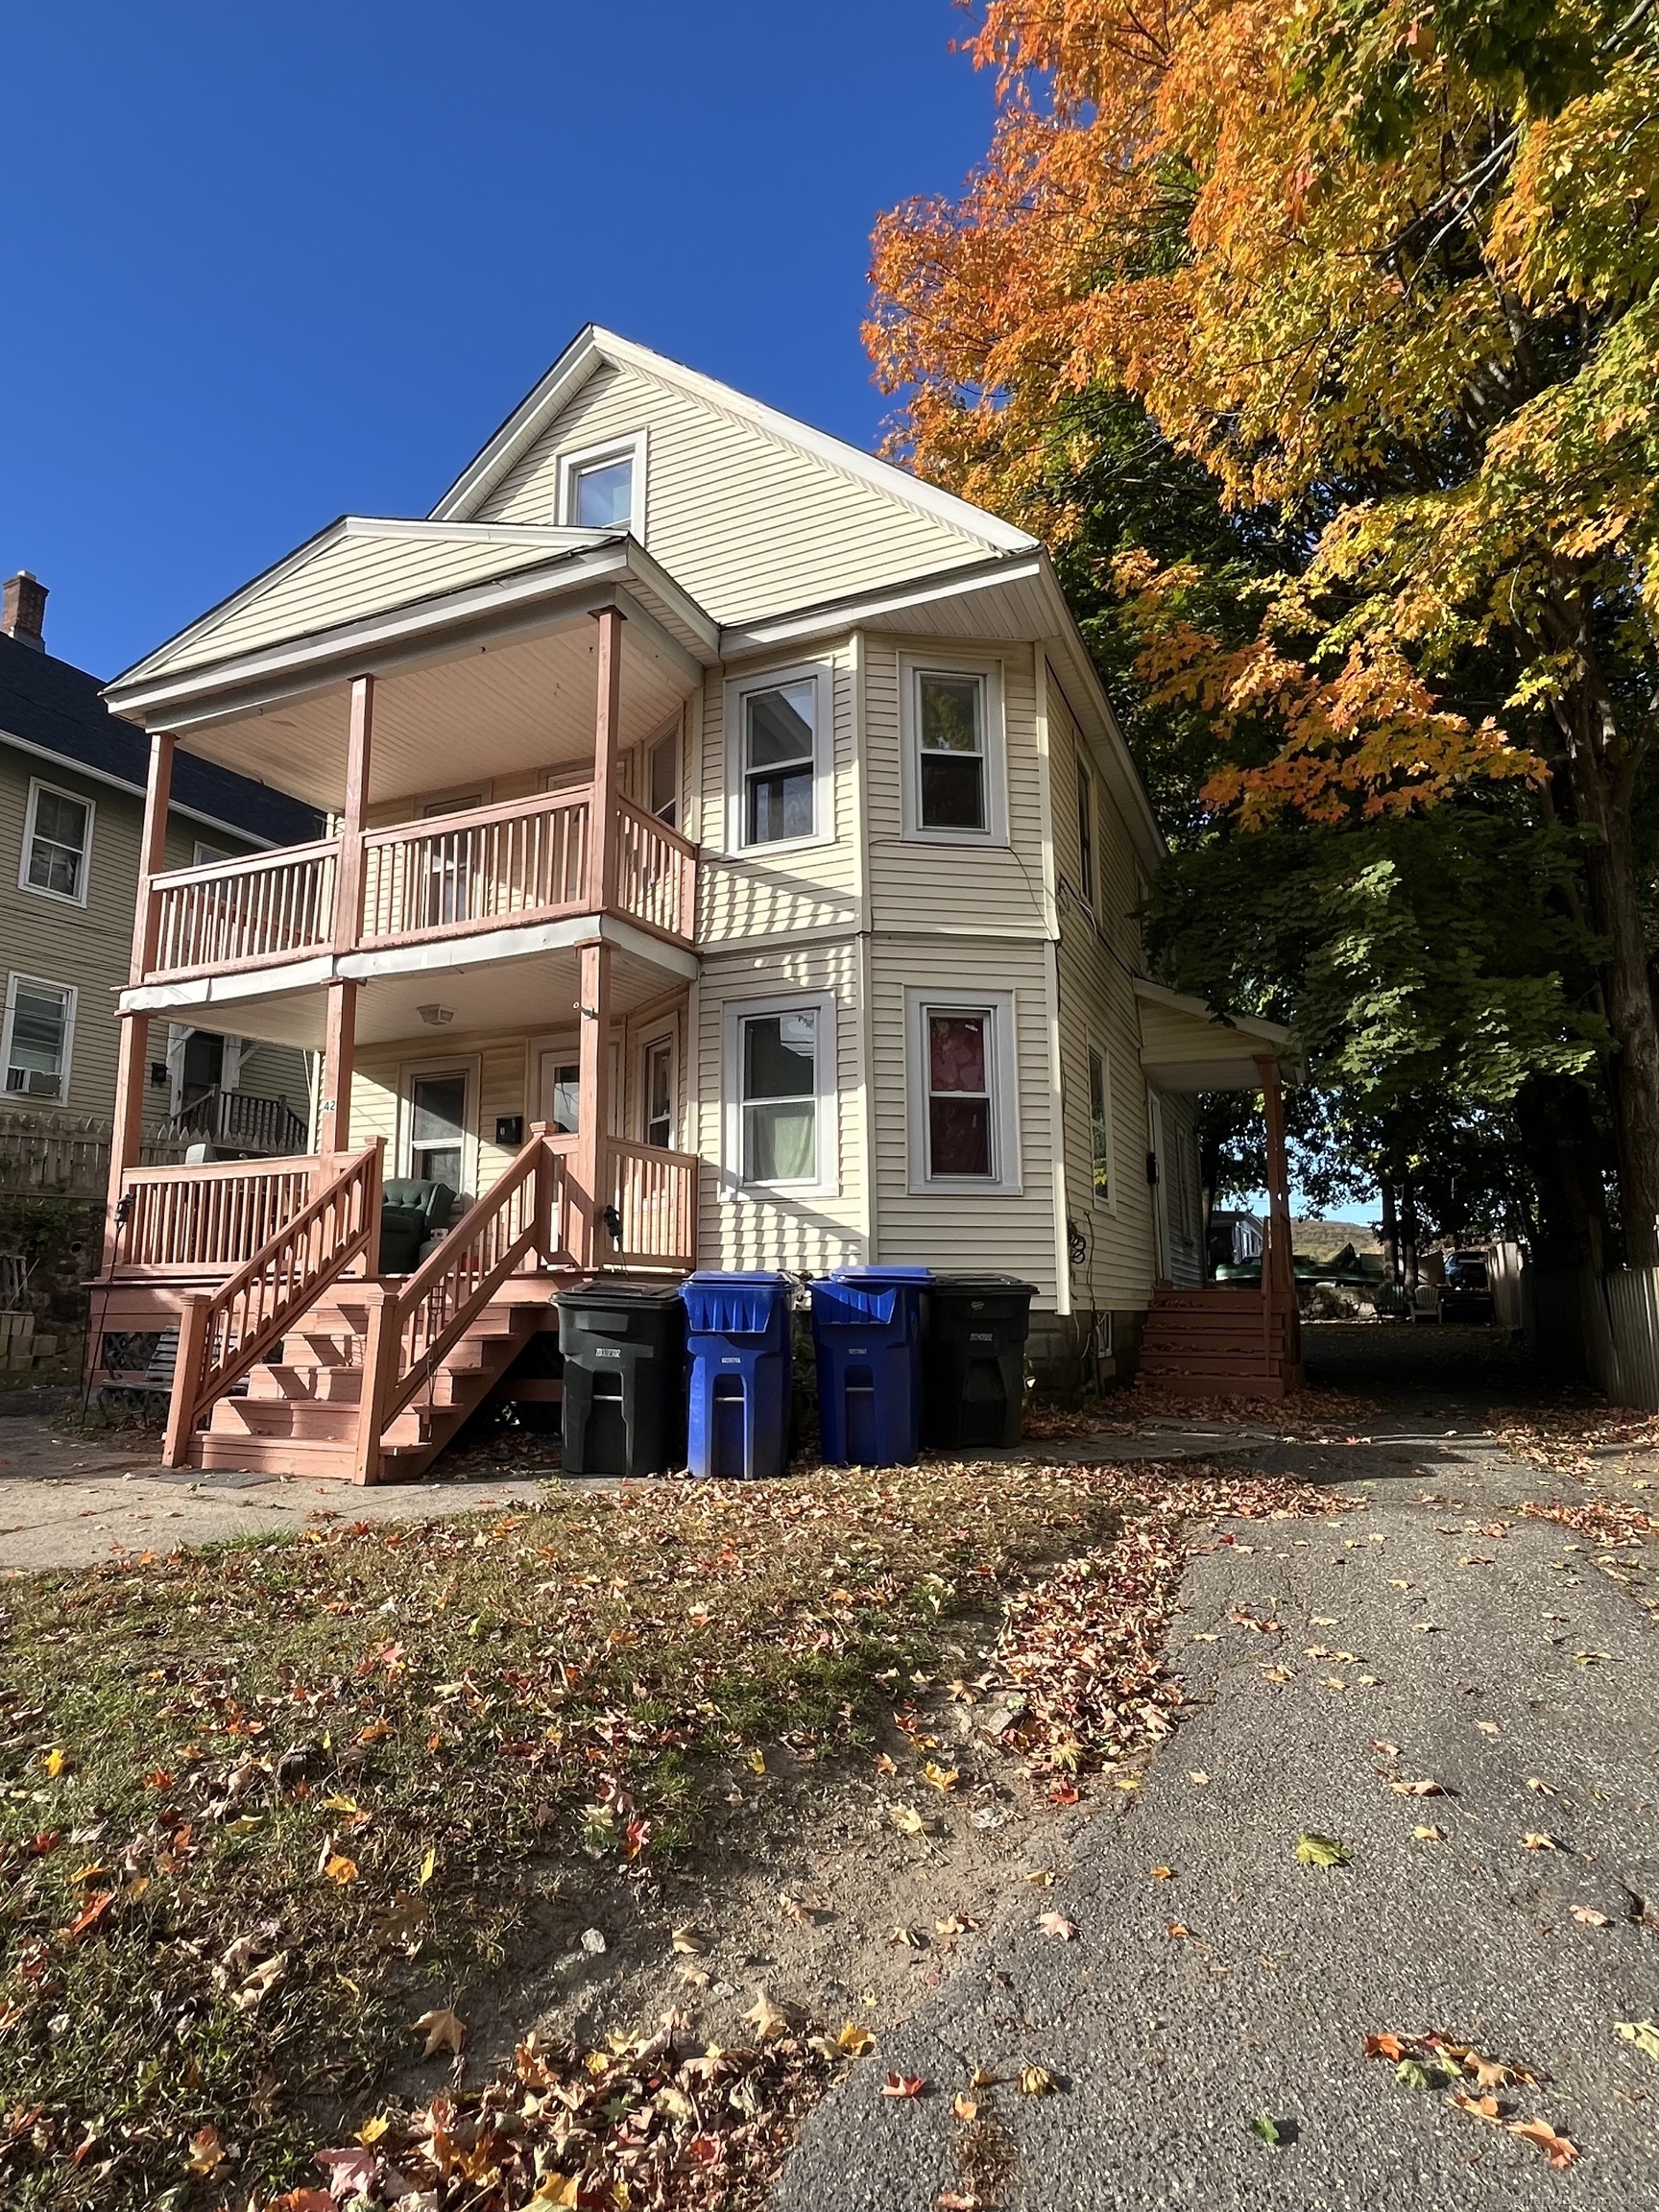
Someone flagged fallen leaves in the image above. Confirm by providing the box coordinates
[1036,1911,1077,1941]
[1017,2066,1056,2097]
[881,2072,928,2099]
[321,1851,359,1886]
[1248,2111,1285,2145]
[1617,2020,1659,2062]
[410,2007,466,2058]
[743,1989,790,2043]
[1294,1831,1350,1869]
[1522,1833,1559,1851]
[835,2021,877,2057]
[1570,1905,1611,1927]
[1361,2032,1571,2159]
[1386,1778,1446,1797]
[1509,2116,1579,2170]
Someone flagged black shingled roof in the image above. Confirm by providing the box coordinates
[0,629,322,847]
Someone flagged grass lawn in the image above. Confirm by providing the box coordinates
[0,1457,1340,2209]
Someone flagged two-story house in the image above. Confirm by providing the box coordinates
[93,329,1300,1479]
[1,573,320,1168]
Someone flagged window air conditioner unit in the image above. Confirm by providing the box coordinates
[6,1070,61,1097]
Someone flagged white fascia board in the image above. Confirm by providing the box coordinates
[720,553,1048,656]
[430,323,1041,559]
[112,516,357,687]
[120,954,341,1015]
[0,726,279,850]
[1134,975,1297,1054]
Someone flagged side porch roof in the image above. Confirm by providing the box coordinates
[1136,978,1301,1092]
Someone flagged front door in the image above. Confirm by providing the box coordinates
[409,1070,469,1191]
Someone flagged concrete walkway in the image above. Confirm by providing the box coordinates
[778,1336,1659,2210]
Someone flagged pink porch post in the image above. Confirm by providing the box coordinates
[319,675,373,1166]
[1255,1052,1303,1385]
[102,731,176,1275]
[571,608,623,1268]
[589,606,623,914]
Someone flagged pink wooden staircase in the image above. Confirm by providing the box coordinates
[1137,1284,1301,1400]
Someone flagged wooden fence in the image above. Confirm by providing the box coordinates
[0,1113,185,1199]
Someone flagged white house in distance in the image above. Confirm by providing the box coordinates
[93,328,1299,1482]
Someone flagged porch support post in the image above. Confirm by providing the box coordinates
[1255,1053,1302,1382]
[333,673,373,953]
[101,731,176,1277]
[318,979,358,1165]
[589,606,624,914]
[574,939,613,1270]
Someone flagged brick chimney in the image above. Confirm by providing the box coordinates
[2,572,48,650]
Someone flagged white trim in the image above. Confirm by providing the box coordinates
[719,988,838,1200]
[723,658,835,858]
[898,652,1007,846]
[18,777,95,908]
[397,1053,482,1196]
[2,973,78,1107]
[1074,752,1097,915]
[556,429,648,540]
[1086,1033,1117,1214]
[428,324,1040,556]
[905,987,1022,1196]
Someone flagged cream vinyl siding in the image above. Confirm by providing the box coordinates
[863,636,1047,938]
[232,1039,313,1130]
[696,646,859,948]
[0,744,270,1132]
[1045,678,1159,1313]
[145,532,579,679]
[348,1031,533,1200]
[694,939,865,1274]
[478,361,994,625]
[869,936,1059,1306]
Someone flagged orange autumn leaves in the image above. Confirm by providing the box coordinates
[864,0,1640,827]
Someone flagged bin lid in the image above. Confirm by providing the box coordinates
[680,1270,792,1336]
[927,1274,1036,1292]
[831,1266,932,1286]
[556,1279,685,1311]
[811,1278,901,1329]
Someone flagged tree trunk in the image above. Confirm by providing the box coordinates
[1542,604,1659,1265]
[1380,1178,1400,1286]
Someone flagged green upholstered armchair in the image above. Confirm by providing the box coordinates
[378,1179,457,1274]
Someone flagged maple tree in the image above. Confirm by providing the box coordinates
[870,0,1659,1259]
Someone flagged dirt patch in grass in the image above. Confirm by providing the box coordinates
[0,1460,1350,2209]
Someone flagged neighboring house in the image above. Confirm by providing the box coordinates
[92,327,1299,1479]
[0,573,321,1166]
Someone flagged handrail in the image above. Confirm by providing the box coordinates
[358,787,593,947]
[115,1155,320,1274]
[362,785,595,845]
[361,1129,577,1455]
[603,1134,699,1270]
[149,840,339,977]
[612,797,697,946]
[148,835,342,891]
[160,1142,383,1466]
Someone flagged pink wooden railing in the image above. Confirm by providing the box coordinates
[604,1136,698,1270]
[160,1142,383,1465]
[613,799,696,945]
[358,790,592,947]
[148,841,339,977]
[115,1156,320,1275]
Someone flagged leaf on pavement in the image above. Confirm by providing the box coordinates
[835,2021,877,2056]
[1450,2088,1503,2122]
[743,1989,789,2043]
[1617,2020,1659,2063]
[1364,2033,1408,2061]
[951,2092,979,2121]
[1295,1831,1349,1868]
[410,2007,466,2058]
[1570,1905,1611,1927]
[1522,1833,1558,1851]
[1508,2117,1578,2169]
[1413,1825,1445,1841]
[1037,1911,1077,1941]
[1248,2112,1283,2145]
[881,2072,927,2098]
[921,1761,960,1792]
[1017,2066,1056,2096]
[1387,1779,1445,1796]
[890,1804,929,1836]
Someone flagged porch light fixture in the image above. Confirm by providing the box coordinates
[417,1004,455,1027]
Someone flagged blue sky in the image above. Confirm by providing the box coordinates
[2,1,995,678]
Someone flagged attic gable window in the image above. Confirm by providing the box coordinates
[558,433,646,536]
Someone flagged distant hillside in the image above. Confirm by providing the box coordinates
[1292,1216,1383,1262]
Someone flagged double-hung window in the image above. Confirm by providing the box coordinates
[732,668,827,850]
[901,656,1004,843]
[1088,1044,1114,1206]
[559,432,645,535]
[642,1035,675,1151]
[907,990,1021,1192]
[21,781,92,903]
[1076,759,1095,909]
[3,975,75,1102]
[724,994,835,1194]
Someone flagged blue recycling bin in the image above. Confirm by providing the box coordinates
[810,1267,930,1467]
[680,1271,794,1480]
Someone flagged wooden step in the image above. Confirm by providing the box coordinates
[208,1397,358,1441]
[192,1431,361,1475]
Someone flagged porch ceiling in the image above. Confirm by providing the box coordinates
[1136,978,1301,1093]
[157,617,687,817]
[162,937,684,1052]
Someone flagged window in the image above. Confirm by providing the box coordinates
[544,1059,580,1135]
[729,665,830,850]
[21,781,92,904]
[3,976,75,1103]
[1076,758,1095,908]
[642,1034,675,1150]
[722,993,836,1194]
[647,729,679,829]
[1088,1044,1113,1207]
[906,989,1021,1193]
[192,840,234,868]
[917,671,987,831]
[408,1070,469,1190]
[900,655,1005,843]
[558,432,646,536]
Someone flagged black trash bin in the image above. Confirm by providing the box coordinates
[556,1282,685,1477]
[921,1275,1036,1450]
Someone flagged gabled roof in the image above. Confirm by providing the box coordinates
[429,325,1041,559]
[116,517,618,689]
[0,629,321,847]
